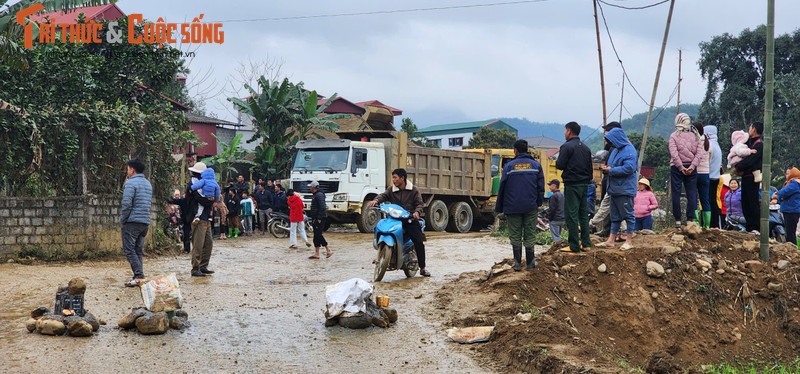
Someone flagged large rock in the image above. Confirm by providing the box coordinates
[135,311,170,335]
[683,222,703,239]
[646,261,665,278]
[30,307,50,319]
[174,309,189,319]
[67,278,87,295]
[37,319,66,336]
[661,246,681,255]
[338,313,372,329]
[83,312,100,332]
[118,307,148,329]
[169,316,191,330]
[777,260,790,270]
[381,308,397,323]
[696,259,712,269]
[25,318,38,332]
[67,320,93,337]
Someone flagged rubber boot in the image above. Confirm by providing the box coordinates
[234,227,239,238]
[512,245,522,271]
[227,227,233,238]
[702,212,711,229]
[525,247,536,270]
[694,210,701,226]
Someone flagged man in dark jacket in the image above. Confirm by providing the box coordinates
[495,140,544,271]
[308,181,331,259]
[253,184,273,233]
[546,180,565,245]
[224,189,241,238]
[168,190,196,253]
[120,159,153,287]
[555,121,594,253]
[273,185,289,215]
[735,121,764,233]
[233,175,250,196]
[368,168,431,277]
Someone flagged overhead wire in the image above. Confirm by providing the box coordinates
[213,0,550,23]
[595,0,650,106]
[597,0,669,10]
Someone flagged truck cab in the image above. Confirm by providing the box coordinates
[290,138,387,231]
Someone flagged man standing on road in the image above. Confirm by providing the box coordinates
[308,181,332,260]
[233,175,250,196]
[368,168,431,277]
[188,162,216,277]
[555,121,594,253]
[735,121,764,234]
[494,140,544,271]
[120,159,153,287]
[253,184,273,234]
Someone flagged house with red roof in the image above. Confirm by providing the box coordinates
[29,3,125,23]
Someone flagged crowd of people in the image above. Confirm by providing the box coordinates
[494,113,800,271]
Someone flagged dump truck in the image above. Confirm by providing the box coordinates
[290,131,495,233]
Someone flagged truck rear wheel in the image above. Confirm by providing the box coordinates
[446,201,473,233]
[356,204,380,233]
[426,200,449,232]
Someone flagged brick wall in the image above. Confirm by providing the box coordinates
[0,195,156,259]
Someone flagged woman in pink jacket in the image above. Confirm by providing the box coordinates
[668,113,702,227]
[634,178,658,230]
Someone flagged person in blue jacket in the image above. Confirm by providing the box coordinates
[596,128,638,250]
[778,167,800,245]
[495,139,545,271]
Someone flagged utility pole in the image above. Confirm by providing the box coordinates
[675,49,682,115]
[760,0,775,262]
[619,71,625,123]
[593,0,608,127]
[637,0,676,174]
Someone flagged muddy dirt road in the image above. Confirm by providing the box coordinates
[0,231,524,373]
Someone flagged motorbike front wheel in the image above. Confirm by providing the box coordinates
[774,231,786,243]
[268,219,290,238]
[374,244,391,282]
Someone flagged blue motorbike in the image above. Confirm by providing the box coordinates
[373,203,424,282]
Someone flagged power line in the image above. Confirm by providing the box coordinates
[597,0,669,10]
[596,0,650,106]
[214,0,550,23]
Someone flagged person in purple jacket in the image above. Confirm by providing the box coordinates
[725,179,744,229]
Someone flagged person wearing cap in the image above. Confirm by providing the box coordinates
[633,178,658,231]
[494,140,544,270]
[187,162,217,277]
[545,179,565,245]
[555,122,593,253]
[120,159,153,287]
[596,127,638,250]
[308,181,332,259]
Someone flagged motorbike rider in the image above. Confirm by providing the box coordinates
[367,168,431,277]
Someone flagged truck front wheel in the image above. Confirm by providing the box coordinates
[446,201,474,233]
[356,204,380,233]
[426,200,449,232]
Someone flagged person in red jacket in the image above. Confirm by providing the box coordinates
[287,189,311,249]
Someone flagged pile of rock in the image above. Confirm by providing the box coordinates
[25,278,104,337]
[118,307,190,335]
[326,298,398,329]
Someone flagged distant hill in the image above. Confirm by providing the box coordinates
[584,104,700,151]
[500,118,569,140]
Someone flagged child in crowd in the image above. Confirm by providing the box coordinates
[240,191,255,236]
[191,168,221,224]
[634,178,658,231]
[545,180,565,244]
[727,130,756,169]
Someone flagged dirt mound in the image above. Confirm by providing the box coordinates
[433,229,800,373]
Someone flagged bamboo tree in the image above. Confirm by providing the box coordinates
[759,0,775,262]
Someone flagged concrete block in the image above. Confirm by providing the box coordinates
[44,200,55,208]
[31,218,42,226]
[28,236,40,244]
[6,199,16,208]
[11,209,23,217]
[17,236,29,245]
[0,227,9,235]
[19,218,30,226]
[22,226,32,235]
[43,217,54,225]
[35,227,48,235]
[10,226,22,235]
[0,209,9,217]
[4,236,16,245]
[31,200,43,208]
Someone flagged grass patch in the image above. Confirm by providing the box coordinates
[519,300,543,318]
[616,359,644,373]
[704,360,800,374]
[16,245,117,263]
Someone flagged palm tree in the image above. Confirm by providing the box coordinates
[291,86,347,141]
[228,76,296,178]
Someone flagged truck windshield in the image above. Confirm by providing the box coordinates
[294,148,349,171]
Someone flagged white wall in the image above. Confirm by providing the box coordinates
[425,131,473,150]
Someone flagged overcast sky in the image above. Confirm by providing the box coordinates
[117,0,799,128]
